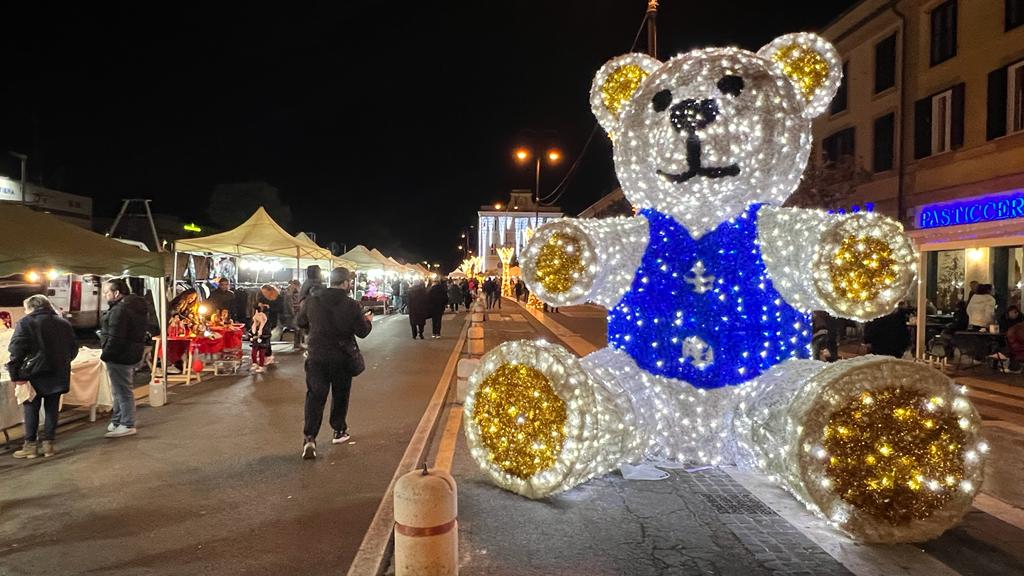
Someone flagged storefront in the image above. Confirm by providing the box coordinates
[908,189,1024,357]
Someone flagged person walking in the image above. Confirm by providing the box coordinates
[447,280,463,312]
[295,267,373,459]
[283,279,301,342]
[297,265,326,350]
[428,280,448,338]
[461,278,471,309]
[100,278,148,438]
[407,281,428,339]
[6,295,77,458]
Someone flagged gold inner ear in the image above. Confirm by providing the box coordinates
[601,64,650,116]
[771,44,830,100]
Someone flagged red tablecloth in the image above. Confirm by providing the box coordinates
[209,325,244,350]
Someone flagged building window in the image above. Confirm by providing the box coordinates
[931,90,952,154]
[822,127,855,164]
[1010,60,1024,134]
[914,84,964,158]
[830,62,849,115]
[930,0,957,66]
[873,113,895,172]
[1009,0,1024,31]
[874,33,897,93]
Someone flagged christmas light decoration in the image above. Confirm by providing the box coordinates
[465,32,985,543]
[497,246,515,298]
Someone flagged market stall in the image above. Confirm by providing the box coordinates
[172,207,343,373]
[0,203,168,429]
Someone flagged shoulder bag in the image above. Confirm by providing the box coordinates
[18,320,52,380]
[343,340,366,377]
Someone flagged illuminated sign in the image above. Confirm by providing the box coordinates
[917,191,1024,229]
[183,223,202,232]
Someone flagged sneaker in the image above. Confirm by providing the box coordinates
[264,356,275,366]
[105,425,137,438]
[107,422,118,433]
[41,441,55,457]
[251,365,265,373]
[13,441,38,459]
[332,430,351,444]
[302,440,317,459]
[432,334,440,339]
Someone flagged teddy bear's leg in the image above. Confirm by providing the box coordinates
[464,340,664,498]
[731,355,987,543]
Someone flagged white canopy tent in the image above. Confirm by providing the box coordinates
[338,245,384,271]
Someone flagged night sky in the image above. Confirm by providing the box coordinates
[1,1,856,271]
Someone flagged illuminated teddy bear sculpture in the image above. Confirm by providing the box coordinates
[464,33,988,543]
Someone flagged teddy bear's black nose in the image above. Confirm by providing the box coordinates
[669,98,719,133]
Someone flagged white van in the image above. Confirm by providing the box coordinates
[0,238,152,330]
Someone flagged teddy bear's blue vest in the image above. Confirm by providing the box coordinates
[607,204,811,389]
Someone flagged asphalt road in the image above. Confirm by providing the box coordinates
[0,310,466,576]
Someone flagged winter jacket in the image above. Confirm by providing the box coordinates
[299,266,325,303]
[6,307,77,395]
[295,288,372,362]
[407,285,429,323]
[100,294,149,365]
[863,309,910,358]
[428,283,448,315]
[447,283,463,306]
[966,294,997,327]
[206,288,236,315]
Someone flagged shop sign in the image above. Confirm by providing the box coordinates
[0,176,21,202]
[917,191,1024,229]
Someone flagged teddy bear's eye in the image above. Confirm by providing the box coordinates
[651,89,673,112]
[716,75,744,97]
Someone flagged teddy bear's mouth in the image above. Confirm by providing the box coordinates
[656,133,740,183]
[657,165,740,183]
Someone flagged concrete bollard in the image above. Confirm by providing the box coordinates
[470,299,485,324]
[456,358,480,401]
[467,324,484,357]
[394,467,458,576]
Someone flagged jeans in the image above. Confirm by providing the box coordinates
[303,357,353,440]
[107,362,137,428]
[23,393,61,442]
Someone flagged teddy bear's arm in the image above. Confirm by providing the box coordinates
[520,216,649,308]
[757,206,917,321]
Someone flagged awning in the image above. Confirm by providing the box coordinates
[174,207,334,262]
[0,203,166,277]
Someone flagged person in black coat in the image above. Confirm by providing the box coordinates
[100,278,149,437]
[407,281,429,339]
[428,280,449,338]
[295,267,373,458]
[863,306,911,358]
[6,295,76,458]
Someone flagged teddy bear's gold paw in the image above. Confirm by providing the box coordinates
[522,221,598,306]
[811,213,916,321]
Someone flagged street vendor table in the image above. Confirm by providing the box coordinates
[0,347,114,439]
[152,324,243,386]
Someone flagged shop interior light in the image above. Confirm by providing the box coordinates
[198,304,209,316]
[967,248,984,262]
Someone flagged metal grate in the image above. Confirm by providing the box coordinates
[700,493,777,515]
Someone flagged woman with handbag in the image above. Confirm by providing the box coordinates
[5,295,77,459]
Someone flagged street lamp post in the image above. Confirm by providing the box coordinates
[8,151,27,206]
[514,145,561,237]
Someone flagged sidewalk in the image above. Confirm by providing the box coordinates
[442,298,1024,576]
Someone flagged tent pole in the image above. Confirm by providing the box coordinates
[151,275,169,407]
[296,247,300,282]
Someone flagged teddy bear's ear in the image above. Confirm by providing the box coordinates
[758,33,843,119]
[590,53,662,138]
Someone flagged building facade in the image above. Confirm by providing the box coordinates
[813,0,1024,329]
[477,190,562,273]
[0,175,93,227]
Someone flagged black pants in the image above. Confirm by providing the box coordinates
[430,312,443,336]
[303,358,353,441]
[410,318,424,338]
[24,393,61,442]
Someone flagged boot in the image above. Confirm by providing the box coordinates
[13,441,38,459]
[41,440,56,457]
